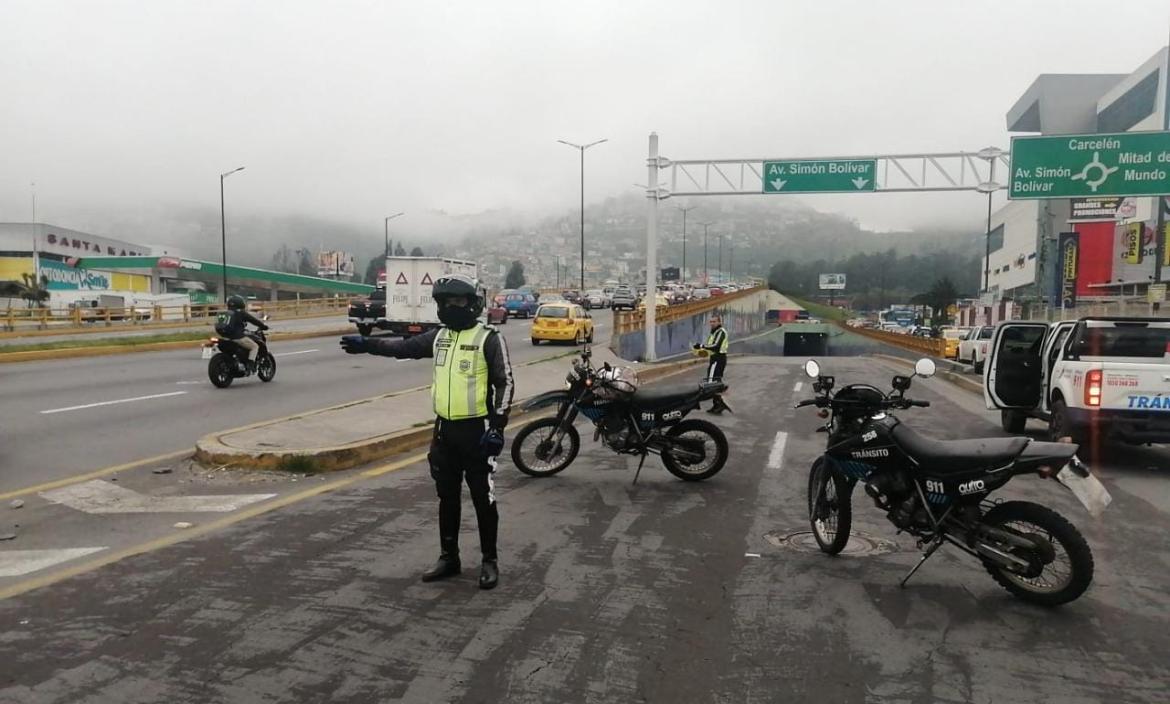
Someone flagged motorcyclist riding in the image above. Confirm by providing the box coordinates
[215,295,268,373]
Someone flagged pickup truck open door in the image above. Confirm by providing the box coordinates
[984,322,1050,414]
[1038,321,1078,413]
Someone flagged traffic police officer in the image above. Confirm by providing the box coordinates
[694,314,731,414]
[340,274,513,589]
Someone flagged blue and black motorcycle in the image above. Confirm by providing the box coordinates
[796,357,1110,606]
[511,346,729,482]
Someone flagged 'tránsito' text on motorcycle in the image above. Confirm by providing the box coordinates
[796,358,1110,606]
[202,327,276,388]
[511,346,730,482]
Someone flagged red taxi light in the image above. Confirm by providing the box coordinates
[1085,369,1103,408]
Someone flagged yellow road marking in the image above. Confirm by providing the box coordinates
[0,451,429,601]
[0,449,193,502]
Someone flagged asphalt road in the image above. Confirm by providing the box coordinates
[1,356,1166,703]
[0,313,352,346]
[0,315,612,493]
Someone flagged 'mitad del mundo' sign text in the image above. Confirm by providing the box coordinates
[1009,131,1170,199]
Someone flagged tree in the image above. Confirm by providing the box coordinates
[410,246,425,257]
[919,277,960,324]
[364,256,383,285]
[394,243,407,256]
[297,249,316,276]
[505,260,526,289]
[19,273,50,308]
[270,244,297,273]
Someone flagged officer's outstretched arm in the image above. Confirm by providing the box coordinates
[366,328,438,359]
[484,331,514,430]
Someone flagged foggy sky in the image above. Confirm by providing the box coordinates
[3,0,1170,243]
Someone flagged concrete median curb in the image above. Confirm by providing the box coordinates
[193,356,707,473]
[0,327,354,364]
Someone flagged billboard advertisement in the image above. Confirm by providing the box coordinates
[818,273,846,290]
[316,250,355,278]
[1056,232,1079,309]
[1069,197,1137,222]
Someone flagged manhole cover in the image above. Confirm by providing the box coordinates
[763,530,900,556]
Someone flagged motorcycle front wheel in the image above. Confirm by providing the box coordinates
[257,353,277,382]
[661,419,728,481]
[978,501,1094,606]
[808,458,852,554]
[510,418,580,477]
[208,353,235,388]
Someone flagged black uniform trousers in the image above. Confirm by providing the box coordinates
[706,353,727,382]
[428,416,499,562]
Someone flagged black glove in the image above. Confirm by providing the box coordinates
[480,428,505,457]
[692,343,701,350]
[259,324,269,331]
[340,335,370,354]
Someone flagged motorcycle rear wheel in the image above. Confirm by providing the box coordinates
[208,353,235,388]
[510,418,579,477]
[978,500,1094,606]
[257,353,277,382]
[661,419,728,481]
[807,458,852,554]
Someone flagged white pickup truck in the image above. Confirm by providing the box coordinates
[957,324,994,372]
[984,317,1170,451]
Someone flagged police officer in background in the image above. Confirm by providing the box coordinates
[340,274,513,590]
[694,314,731,414]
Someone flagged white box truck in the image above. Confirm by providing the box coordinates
[350,257,478,337]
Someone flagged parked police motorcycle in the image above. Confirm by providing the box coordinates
[511,346,729,482]
[796,357,1110,606]
[202,327,276,388]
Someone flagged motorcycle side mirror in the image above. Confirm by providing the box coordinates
[913,358,936,378]
[892,375,912,392]
[804,359,820,379]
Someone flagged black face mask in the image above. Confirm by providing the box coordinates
[438,303,478,330]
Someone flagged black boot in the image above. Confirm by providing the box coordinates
[421,553,461,582]
[479,560,499,590]
[246,360,257,374]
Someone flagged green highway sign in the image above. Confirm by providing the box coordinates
[1009,131,1170,199]
[762,159,877,194]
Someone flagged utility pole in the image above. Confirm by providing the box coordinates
[700,222,714,285]
[718,235,723,284]
[676,203,696,281]
[557,138,607,290]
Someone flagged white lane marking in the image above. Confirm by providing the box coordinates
[767,431,788,470]
[40,391,188,415]
[175,381,203,385]
[744,553,761,558]
[0,547,108,577]
[274,349,319,357]
[793,381,803,393]
[41,480,277,514]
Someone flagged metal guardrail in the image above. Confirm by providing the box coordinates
[841,323,948,357]
[2,297,350,332]
[612,286,765,335]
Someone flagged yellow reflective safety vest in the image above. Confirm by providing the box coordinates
[705,326,729,354]
[432,323,492,420]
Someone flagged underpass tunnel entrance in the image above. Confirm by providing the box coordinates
[783,330,828,357]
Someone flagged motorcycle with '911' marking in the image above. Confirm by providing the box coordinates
[796,357,1111,606]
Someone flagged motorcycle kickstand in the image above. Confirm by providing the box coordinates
[631,452,648,485]
[899,535,944,589]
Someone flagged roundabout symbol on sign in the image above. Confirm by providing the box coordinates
[1070,151,1120,192]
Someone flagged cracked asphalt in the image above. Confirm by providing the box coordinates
[2,356,1167,703]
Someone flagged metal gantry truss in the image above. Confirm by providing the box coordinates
[660,149,1010,197]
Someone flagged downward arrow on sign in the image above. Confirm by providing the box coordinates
[770,179,787,190]
[852,178,869,189]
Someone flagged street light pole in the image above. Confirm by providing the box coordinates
[718,235,724,284]
[729,237,734,282]
[558,138,607,291]
[676,204,696,282]
[700,222,714,285]
[219,166,245,304]
[384,212,404,261]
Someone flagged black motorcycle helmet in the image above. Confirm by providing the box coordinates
[226,295,246,311]
[432,274,484,329]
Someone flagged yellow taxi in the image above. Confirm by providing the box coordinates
[531,302,594,345]
[941,327,969,359]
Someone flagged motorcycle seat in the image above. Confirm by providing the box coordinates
[631,383,705,411]
[892,423,1029,474]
